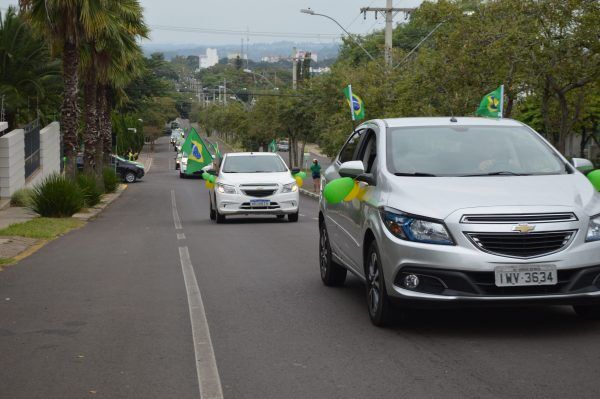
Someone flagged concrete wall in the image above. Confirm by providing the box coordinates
[0,122,61,198]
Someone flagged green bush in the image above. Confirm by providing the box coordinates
[76,173,103,207]
[103,167,119,193]
[10,188,33,207]
[29,174,84,217]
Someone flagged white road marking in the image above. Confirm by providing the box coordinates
[312,217,319,221]
[178,247,224,399]
[177,233,186,240]
[299,213,306,217]
[169,159,172,170]
[171,190,182,230]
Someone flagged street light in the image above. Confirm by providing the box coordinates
[300,8,381,67]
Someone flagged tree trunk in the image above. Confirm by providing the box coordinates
[99,85,112,164]
[61,41,80,177]
[83,63,98,173]
[300,139,307,170]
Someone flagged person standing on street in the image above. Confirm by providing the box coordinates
[310,159,322,193]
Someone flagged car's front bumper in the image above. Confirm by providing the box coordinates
[216,191,299,215]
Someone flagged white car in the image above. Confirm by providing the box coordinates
[208,152,300,223]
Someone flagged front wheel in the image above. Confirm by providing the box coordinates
[124,171,136,183]
[319,223,346,286]
[366,241,395,327]
[573,305,600,320]
[288,212,299,222]
[209,194,216,221]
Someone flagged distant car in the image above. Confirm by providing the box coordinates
[277,141,290,152]
[208,152,299,223]
[175,152,182,170]
[110,155,145,183]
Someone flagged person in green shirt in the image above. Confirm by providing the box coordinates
[310,159,322,193]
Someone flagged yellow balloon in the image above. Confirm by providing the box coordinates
[356,186,368,201]
[205,181,215,189]
[295,176,304,186]
[344,181,360,202]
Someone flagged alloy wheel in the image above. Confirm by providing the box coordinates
[367,251,381,317]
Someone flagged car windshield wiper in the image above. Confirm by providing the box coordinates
[460,171,530,177]
[394,172,437,177]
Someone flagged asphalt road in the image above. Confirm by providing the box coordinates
[1,138,600,399]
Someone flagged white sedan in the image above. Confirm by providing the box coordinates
[208,152,300,223]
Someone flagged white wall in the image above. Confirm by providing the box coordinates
[0,122,61,198]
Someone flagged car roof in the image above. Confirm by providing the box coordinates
[378,117,525,128]
[225,152,280,157]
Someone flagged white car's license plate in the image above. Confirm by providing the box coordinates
[250,199,270,207]
[494,265,557,287]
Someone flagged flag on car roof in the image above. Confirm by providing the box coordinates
[343,85,365,121]
[476,85,504,118]
[181,128,213,174]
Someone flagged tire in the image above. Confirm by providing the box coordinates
[276,215,285,219]
[209,195,216,221]
[366,241,395,327]
[216,211,226,224]
[319,223,347,286]
[179,172,185,179]
[573,305,600,320]
[124,171,136,183]
[288,212,299,222]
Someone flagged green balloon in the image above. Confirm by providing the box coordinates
[298,171,307,180]
[588,170,600,191]
[323,177,355,204]
[202,172,210,181]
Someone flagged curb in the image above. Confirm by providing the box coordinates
[300,188,319,200]
[73,184,128,221]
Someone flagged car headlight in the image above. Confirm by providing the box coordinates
[380,208,454,245]
[217,183,236,194]
[281,182,298,193]
[587,214,600,242]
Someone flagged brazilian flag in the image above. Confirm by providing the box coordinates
[476,85,504,118]
[343,85,365,121]
[181,127,213,174]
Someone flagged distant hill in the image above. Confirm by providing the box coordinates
[142,41,340,61]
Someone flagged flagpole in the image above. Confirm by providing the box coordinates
[499,84,504,119]
[348,85,356,122]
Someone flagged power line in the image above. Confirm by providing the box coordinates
[150,25,341,40]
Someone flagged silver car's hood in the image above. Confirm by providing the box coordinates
[385,174,600,220]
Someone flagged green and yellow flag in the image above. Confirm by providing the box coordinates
[476,85,504,118]
[343,85,365,121]
[181,127,213,174]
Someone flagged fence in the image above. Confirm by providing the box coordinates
[23,119,40,178]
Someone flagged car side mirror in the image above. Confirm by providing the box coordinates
[572,158,594,173]
[291,167,301,174]
[208,169,218,176]
[339,160,365,178]
[356,173,376,186]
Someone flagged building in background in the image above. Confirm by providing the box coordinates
[199,48,219,70]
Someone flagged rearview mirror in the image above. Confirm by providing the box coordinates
[339,160,365,178]
[572,158,594,173]
[208,169,218,176]
[291,167,301,175]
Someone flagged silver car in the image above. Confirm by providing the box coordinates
[318,117,600,326]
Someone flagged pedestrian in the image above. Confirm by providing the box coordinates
[127,148,134,161]
[310,159,321,193]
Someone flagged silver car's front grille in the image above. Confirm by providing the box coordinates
[242,189,277,198]
[466,230,576,258]
[460,213,578,224]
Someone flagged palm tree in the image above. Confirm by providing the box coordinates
[19,0,108,175]
[80,0,148,172]
[0,6,61,128]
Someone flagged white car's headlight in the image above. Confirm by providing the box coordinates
[586,214,600,242]
[380,208,454,245]
[281,182,298,193]
[217,183,236,194]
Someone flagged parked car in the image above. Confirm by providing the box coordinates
[110,155,145,183]
[208,152,300,223]
[318,117,600,326]
[277,140,290,152]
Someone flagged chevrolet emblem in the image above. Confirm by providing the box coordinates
[512,223,536,233]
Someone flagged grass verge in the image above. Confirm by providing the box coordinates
[0,218,84,239]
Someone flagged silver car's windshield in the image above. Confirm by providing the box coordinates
[223,155,287,173]
[386,126,567,177]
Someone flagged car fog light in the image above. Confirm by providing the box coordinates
[403,274,420,289]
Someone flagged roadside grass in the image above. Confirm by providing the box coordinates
[0,258,15,266]
[0,218,84,239]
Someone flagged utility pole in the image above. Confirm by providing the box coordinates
[361,1,415,67]
[292,47,298,90]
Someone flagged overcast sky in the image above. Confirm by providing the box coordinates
[0,0,424,45]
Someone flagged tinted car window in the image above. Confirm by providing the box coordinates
[386,126,566,176]
[338,130,363,164]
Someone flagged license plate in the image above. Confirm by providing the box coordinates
[494,265,557,287]
[250,199,270,207]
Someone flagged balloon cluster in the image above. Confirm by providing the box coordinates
[202,172,216,189]
[293,171,307,187]
[323,177,365,204]
[589,170,600,191]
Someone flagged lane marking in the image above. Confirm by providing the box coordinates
[169,159,172,170]
[177,233,186,240]
[312,217,319,221]
[146,157,153,173]
[171,190,183,230]
[179,247,224,399]
[299,213,306,217]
